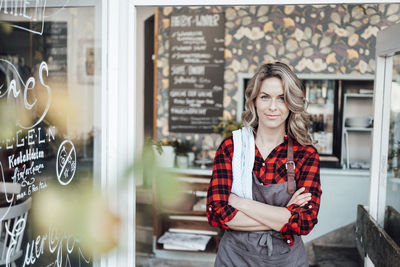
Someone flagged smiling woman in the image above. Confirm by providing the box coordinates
[207,62,321,266]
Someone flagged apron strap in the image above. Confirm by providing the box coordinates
[287,137,295,194]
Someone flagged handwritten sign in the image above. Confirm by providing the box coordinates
[168,11,225,133]
[56,140,77,186]
[0,0,46,35]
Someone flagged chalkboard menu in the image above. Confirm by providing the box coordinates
[168,11,225,133]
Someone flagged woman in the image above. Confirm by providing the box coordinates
[207,62,322,266]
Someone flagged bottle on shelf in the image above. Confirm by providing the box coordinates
[315,84,323,105]
[326,81,334,105]
[325,114,333,133]
[309,115,314,134]
[313,114,319,132]
[308,81,316,104]
[319,114,325,132]
[317,82,326,104]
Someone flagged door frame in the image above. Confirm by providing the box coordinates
[127,1,400,266]
[369,23,400,225]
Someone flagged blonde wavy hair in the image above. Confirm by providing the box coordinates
[241,62,313,146]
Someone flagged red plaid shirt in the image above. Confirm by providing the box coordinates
[206,135,322,246]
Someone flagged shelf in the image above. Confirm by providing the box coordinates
[161,209,206,216]
[344,127,373,132]
[153,236,218,260]
[344,93,373,98]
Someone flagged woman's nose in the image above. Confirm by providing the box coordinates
[268,99,277,111]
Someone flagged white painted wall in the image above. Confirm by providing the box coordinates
[302,169,370,243]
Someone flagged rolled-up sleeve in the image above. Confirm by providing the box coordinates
[206,137,238,229]
[280,148,322,246]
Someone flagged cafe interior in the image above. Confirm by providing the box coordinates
[135,3,400,267]
[0,1,400,267]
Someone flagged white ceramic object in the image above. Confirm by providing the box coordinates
[187,152,195,166]
[153,145,175,168]
[176,155,189,169]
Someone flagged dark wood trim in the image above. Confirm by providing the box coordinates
[356,205,400,266]
[153,7,159,141]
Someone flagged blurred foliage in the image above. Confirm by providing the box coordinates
[150,137,176,155]
[32,181,120,254]
[0,99,31,140]
[212,117,243,139]
[126,142,184,204]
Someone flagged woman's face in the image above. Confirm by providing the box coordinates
[255,77,290,131]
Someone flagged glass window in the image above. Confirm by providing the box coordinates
[0,2,102,266]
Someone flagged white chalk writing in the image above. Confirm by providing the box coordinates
[22,226,91,267]
[8,148,45,168]
[0,126,56,150]
[171,14,220,27]
[6,217,27,267]
[56,140,76,186]
[0,60,52,130]
[0,0,46,35]
[11,160,43,187]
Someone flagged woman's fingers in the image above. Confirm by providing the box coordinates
[294,192,312,206]
[293,187,305,197]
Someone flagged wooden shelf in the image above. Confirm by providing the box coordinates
[153,169,220,256]
[161,209,206,216]
[344,127,373,132]
[344,93,373,98]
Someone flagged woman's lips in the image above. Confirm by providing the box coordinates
[266,114,279,119]
[266,114,280,119]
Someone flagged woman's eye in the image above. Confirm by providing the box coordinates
[260,95,269,100]
[279,96,285,101]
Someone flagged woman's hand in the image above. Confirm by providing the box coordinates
[286,187,312,207]
[228,193,242,209]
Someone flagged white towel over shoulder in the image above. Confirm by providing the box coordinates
[231,126,255,199]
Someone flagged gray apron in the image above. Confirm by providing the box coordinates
[214,173,309,267]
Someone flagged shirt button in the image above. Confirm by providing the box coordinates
[287,240,291,244]
[262,163,265,166]
[308,205,312,209]
[208,206,212,211]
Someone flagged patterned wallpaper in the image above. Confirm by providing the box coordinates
[156,4,400,153]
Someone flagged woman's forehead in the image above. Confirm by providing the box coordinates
[259,77,284,94]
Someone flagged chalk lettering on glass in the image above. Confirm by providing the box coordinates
[0,161,14,221]
[0,0,46,35]
[56,140,76,186]
[8,148,45,169]
[0,60,52,130]
[0,126,56,151]
[22,226,91,267]
[5,217,27,267]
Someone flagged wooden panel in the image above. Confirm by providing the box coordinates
[384,206,400,248]
[355,205,400,266]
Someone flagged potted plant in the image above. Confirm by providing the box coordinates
[152,138,176,168]
[212,117,243,139]
[174,140,192,169]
